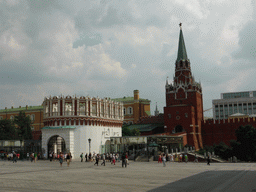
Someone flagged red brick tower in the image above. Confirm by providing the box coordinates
[164,24,203,150]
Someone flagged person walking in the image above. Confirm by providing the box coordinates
[67,152,71,167]
[34,152,37,163]
[85,153,88,162]
[158,154,162,163]
[94,154,99,166]
[89,153,92,162]
[101,153,106,166]
[80,153,83,162]
[13,152,17,163]
[49,153,52,162]
[125,152,129,165]
[179,154,183,163]
[121,153,127,168]
[194,154,198,163]
[59,152,63,167]
[170,154,174,162]
[106,153,109,162]
[207,155,210,165]
[112,154,116,165]
[162,154,166,167]
[185,154,188,163]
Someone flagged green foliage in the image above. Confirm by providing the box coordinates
[14,111,33,140]
[213,142,232,160]
[122,126,141,136]
[233,125,256,161]
[0,119,17,140]
[131,128,141,136]
[122,126,132,136]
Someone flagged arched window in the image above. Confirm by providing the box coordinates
[31,114,35,121]
[179,61,183,68]
[123,108,126,115]
[128,107,133,114]
[185,61,188,68]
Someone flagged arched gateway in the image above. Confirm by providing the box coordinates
[47,135,66,157]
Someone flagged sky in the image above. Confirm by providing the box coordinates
[1,0,256,117]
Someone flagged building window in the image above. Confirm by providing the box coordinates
[31,114,35,121]
[128,107,133,114]
[168,114,171,119]
[185,113,188,118]
[123,108,126,115]
[128,121,133,125]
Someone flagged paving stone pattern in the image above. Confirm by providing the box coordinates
[1,160,256,192]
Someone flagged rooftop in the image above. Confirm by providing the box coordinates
[0,105,43,113]
[111,97,150,103]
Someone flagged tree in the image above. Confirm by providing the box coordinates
[131,128,141,136]
[122,126,132,136]
[213,142,232,160]
[233,125,256,161]
[122,126,141,136]
[14,111,33,140]
[0,119,17,140]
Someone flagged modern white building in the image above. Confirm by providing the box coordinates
[41,95,123,159]
[213,91,256,120]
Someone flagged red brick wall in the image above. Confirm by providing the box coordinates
[201,117,256,146]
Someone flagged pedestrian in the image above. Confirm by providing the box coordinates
[162,154,166,167]
[80,153,83,162]
[158,154,162,163]
[30,153,34,162]
[34,152,37,162]
[27,152,29,161]
[170,154,174,162]
[125,152,129,165]
[194,154,198,163]
[110,153,112,163]
[67,152,71,167]
[179,154,183,162]
[85,153,88,162]
[13,152,17,163]
[94,154,99,166]
[121,153,127,168]
[112,154,116,165]
[207,155,210,165]
[49,153,52,162]
[185,154,188,163]
[59,152,63,167]
[166,154,169,162]
[101,153,106,166]
[116,153,119,162]
[106,153,109,162]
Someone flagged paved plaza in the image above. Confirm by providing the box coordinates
[1,160,256,192]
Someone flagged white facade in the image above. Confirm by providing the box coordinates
[41,95,123,159]
[42,125,121,159]
[213,91,256,120]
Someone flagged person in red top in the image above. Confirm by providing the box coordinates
[158,154,162,163]
[125,152,129,165]
[17,153,20,159]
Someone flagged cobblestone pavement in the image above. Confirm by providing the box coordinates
[1,160,256,192]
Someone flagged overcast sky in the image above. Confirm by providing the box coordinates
[1,0,256,117]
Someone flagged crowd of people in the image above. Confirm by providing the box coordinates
[157,153,201,166]
[79,152,129,168]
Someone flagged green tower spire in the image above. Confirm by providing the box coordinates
[177,23,188,61]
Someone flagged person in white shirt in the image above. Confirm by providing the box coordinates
[162,154,166,167]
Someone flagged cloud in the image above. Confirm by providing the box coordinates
[0,0,255,118]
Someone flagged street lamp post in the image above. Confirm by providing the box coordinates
[88,138,91,154]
